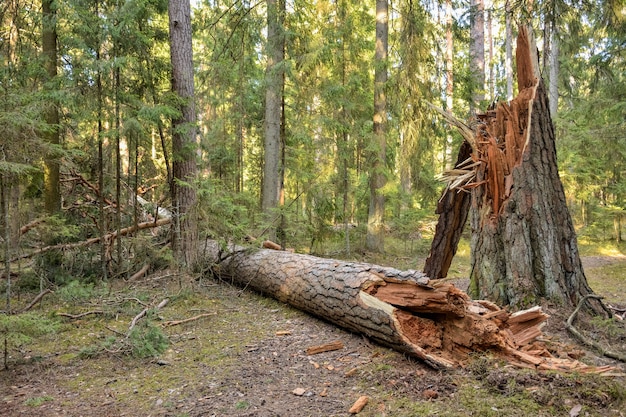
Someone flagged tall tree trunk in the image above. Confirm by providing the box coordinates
[366,0,388,253]
[469,0,485,109]
[468,26,606,315]
[96,17,108,280]
[505,0,514,101]
[115,63,122,270]
[2,176,10,313]
[42,0,61,214]
[444,0,454,170]
[169,0,198,267]
[262,0,285,241]
[485,3,494,101]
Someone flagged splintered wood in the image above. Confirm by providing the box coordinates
[306,341,345,355]
[438,27,539,219]
[362,279,611,373]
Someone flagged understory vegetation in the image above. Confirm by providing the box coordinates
[1,235,625,416]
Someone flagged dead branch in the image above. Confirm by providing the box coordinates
[19,289,53,312]
[161,312,216,327]
[129,264,150,281]
[63,170,117,207]
[262,240,282,250]
[19,218,46,236]
[11,217,171,262]
[127,298,169,337]
[566,295,626,363]
[57,310,106,320]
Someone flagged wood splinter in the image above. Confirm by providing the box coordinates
[348,395,369,414]
[306,340,344,355]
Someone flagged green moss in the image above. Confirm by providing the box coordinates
[24,396,54,407]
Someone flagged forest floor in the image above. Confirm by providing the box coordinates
[1,250,626,417]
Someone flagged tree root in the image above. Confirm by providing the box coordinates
[566,294,626,363]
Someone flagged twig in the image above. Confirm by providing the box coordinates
[57,310,105,320]
[161,313,216,327]
[566,294,626,362]
[19,289,53,312]
[127,298,169,337]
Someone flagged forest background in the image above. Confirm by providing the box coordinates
[1,1,626,415]
[1,0,624,277]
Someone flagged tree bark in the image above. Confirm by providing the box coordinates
[262,0,285,241]
[469,0,485,109]
[366,0,388,253]
[169,0,198,267]
[423,141,472,279]
[204,241,612,373]
[467,26,605,315]
[42,0,61,214]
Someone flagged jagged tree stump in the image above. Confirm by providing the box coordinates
[426,26,606,315]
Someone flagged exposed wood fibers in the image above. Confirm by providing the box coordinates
[363,279,616,374]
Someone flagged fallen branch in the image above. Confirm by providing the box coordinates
[19,218,46,236]
[57,310,106,320]
[566,294,626,363]
[129,264,150,281]
[64,170,117,207]
[19,289,53,312]
[161,312,216,327]
[12,217,171,262]
[127,298,169,337]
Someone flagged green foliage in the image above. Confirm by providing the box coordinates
[0,313,58,347]
[56,280,107,304]
[24,396,54,407]
[0,312,59,368]
[196,178,254,243]
[128,321,169,359]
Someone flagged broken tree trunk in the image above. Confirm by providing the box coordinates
[468,26,606,314]
[424,141,473,279]
[427,26,607,316]
[204,241,612,372]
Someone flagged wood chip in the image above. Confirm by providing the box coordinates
[348,395,369,414]
[275,330,292,336]
[306,340,344,355]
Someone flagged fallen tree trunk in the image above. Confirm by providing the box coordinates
[204,241,614,373]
